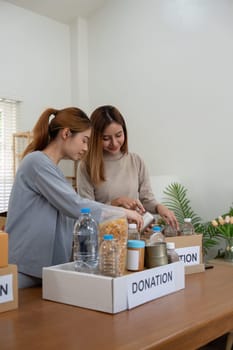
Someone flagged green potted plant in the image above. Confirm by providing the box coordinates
[161,182,221,256]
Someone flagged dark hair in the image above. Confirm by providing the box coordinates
[83,105,128,185]
[22,107,91,157]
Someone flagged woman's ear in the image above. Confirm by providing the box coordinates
[61,128,71,139]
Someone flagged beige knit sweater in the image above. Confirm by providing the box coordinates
[77,152,158,214]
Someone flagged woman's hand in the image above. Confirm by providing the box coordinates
[124,209,143,231]
[156,204,179,230]
[111,197,145,214]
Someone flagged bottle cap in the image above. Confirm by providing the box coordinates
[128,223,137,229]
[184,218,191,223]
[80,208,90,214]
[103,234,114,240]
[127,240,145,248]
[166,242,175,249]
[152,225,161,232]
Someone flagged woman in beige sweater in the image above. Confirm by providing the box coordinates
[77,105,178,229]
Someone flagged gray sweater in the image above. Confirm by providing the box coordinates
[6,151,103,278]
[77,152,158,213]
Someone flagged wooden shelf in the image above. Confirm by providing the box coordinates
[13,131,33,176]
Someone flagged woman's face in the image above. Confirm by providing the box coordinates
[102,122,125,155]
[64,128,91,161]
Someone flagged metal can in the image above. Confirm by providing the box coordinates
[145,242,168,268]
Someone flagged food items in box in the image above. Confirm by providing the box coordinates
[99,208,128,276]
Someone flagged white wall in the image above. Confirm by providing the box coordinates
[0,1,71,131]
[88,0,233,221]
[1,0,232,224]
[70,17,89,110]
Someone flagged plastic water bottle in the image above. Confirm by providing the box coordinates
[149,226,165,244]
[73,208,99,273]
[163,224,178,237]
[181,218,194,235]
[128,223,140,240]
[166,242,180,263]
[99,234,119,277]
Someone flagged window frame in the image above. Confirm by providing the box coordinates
[0,98,19,213]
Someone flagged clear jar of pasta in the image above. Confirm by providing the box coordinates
[99,207,128,276]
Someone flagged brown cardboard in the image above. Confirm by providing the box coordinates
[0,232,8,267]
[185,264,205,274]
[0,216,6,231]
[165,234,204,274]
[0,264,18,313]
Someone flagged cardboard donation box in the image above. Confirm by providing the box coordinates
[0,232,18,313]
[0,232,8,267]
[165,234,205,274]
[0,264,18,313]
[43,261,185,314]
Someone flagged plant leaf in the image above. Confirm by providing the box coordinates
[162,182,221,255]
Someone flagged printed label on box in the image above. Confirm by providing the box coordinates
[0,274,13,303]
[127,262,184,309]
[175,246,200,265]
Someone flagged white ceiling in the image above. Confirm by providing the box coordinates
[4,0,108,24]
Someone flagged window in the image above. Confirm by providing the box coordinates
[0,98,18,213]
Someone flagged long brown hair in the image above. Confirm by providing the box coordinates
[22,107,91,158]
[84,105,128,185]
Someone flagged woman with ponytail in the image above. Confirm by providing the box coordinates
[6,107,142,288]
